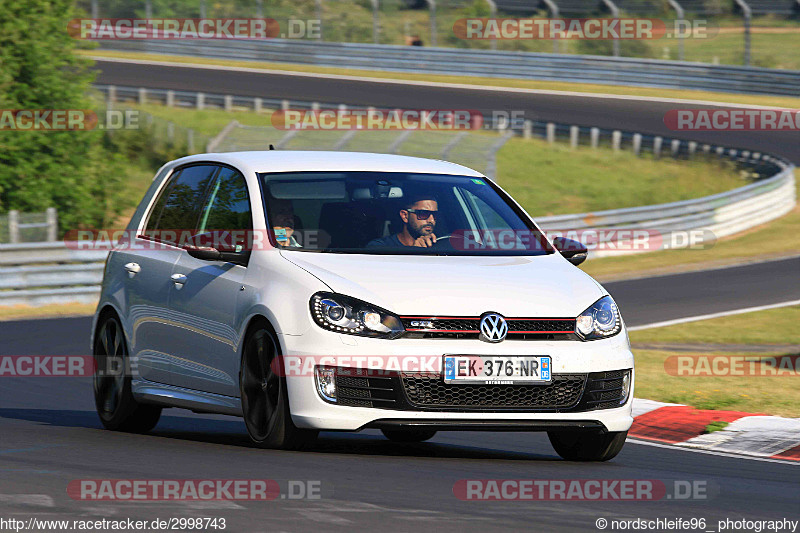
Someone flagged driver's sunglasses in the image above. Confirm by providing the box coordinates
[406,208,438,220]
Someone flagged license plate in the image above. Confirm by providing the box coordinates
[443,355,551,385]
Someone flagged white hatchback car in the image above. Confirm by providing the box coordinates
[92,151,634,461]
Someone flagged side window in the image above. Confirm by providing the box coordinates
[198,167,252,233]
[144,165,219,243]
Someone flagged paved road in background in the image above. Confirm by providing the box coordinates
[94,59,800,164]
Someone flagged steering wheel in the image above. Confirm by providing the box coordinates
[430,235,452,248]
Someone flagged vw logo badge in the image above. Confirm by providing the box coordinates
[479,313,508,343]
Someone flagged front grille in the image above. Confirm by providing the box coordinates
[400,316,576,339]
[401,373,585,410]
[335,372,400,408]
[332,367,631,412]
[579,370,629,410]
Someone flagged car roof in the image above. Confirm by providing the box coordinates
[167,151,486,178]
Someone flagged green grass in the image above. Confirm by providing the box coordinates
[632,305,800,417]
[681,30,800,70]
[634,348,799,417]
[704,421,730,433]
[496,137,744,216]
[583,204,800,281]
[630,306,800,346]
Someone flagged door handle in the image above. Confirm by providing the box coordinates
[170,273,187,287]
[124,262,141,278]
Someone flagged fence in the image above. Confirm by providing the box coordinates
[0,209,58,244]
[99,39,800,96]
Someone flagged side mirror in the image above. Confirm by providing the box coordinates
[185,245,222,262]
[552,237,588,266]
[184,232,251,266]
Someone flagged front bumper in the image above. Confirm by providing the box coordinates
[280,328,635,433]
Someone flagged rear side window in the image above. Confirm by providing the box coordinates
[144,165,219,243]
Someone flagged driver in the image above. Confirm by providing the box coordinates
[367,195,439,248]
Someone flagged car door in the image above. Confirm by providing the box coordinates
[166,165,253,397]
[125,164,219,387]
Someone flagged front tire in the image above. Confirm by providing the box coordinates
[381,429,437,443]
[93,314,161,432]
[548,430,627,461]
[240,324,317,450]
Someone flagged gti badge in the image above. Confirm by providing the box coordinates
[479,313,508,343]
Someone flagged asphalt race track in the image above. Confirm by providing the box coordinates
[93,59,800,164]
[1,260,798,531]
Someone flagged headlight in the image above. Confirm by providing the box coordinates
[575,295,622,340]
[310,292,405,339]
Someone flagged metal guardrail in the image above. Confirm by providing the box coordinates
[0,242,106,306]
[99,39,800,96]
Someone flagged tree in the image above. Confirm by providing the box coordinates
[0,0,126,233]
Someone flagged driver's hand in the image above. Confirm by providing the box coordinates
[413,234,437,247]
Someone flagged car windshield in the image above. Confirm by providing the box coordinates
[259,171,554,256]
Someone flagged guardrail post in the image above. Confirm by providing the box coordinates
[370,0,379,44]
[569,126,579,149]
[702,144,711,154]
[688,141,697,157]
[633,133,642,156]
[45,208,57,242]
[166,90,175,107]
[667,0,685,61]
[523,120,532,139]
[541,0,559,53]
[486,0,497,51]
[590,127,599,149]
[312,102,320,111]
[8,211,19,244]
[671,139,681,156]
[612,130,621,152]
[254,97,262,113]
[197,93,205,110]
[315,0,324,41]
[187,129,195,153]
[224,95,233,112]
[107,85,116,105]
[338,103,347,113]
[653,136,663,158]
[546,122,555,144]
[425,0,437,47]
[256,0,262,17]
[729,148,738,158]
[145,0,152,18]
[138,87,147,105]
[716,146,724,156]
[600,0,621,57]
[167,122,175,142]
[199,0,206,19]
[282,99,290,111]
[91,0,98,18]
[733,0,752,66]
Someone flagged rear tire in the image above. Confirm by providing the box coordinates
[93,314,161,433]
[381,429,437,443]
[548,430,627,461]
[240,324,317,450]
